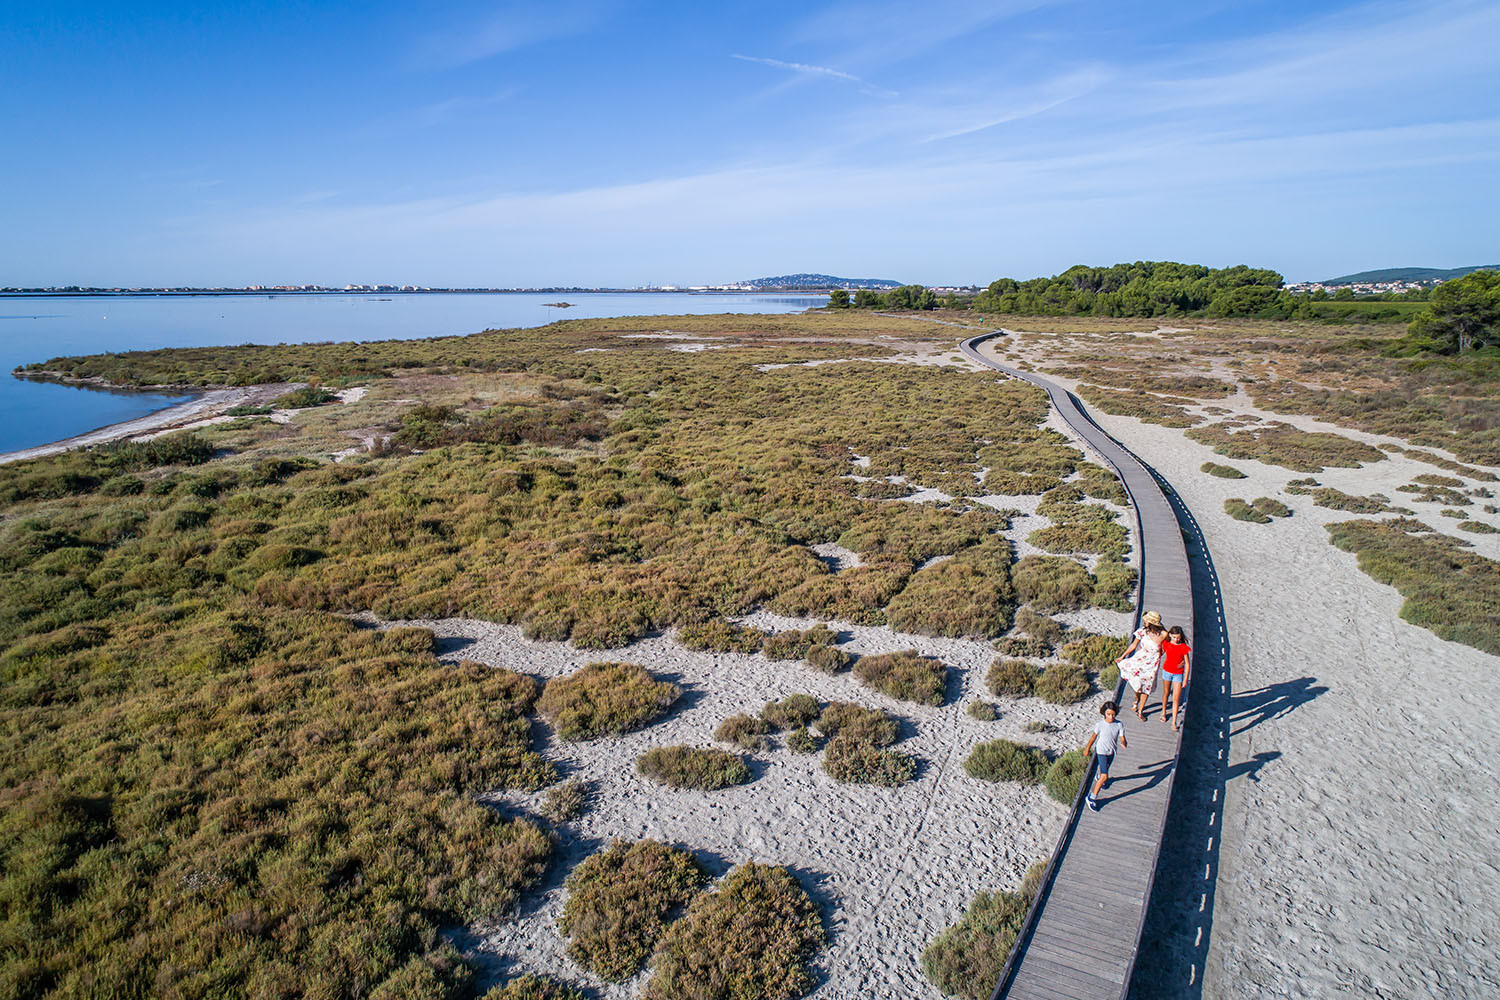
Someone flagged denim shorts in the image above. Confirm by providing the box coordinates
[1160,670,1184,687]
[1096,751,1114,776]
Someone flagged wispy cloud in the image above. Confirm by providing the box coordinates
[731,52,897,98]
[412,1,615,69]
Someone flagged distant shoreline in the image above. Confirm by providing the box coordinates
[0,288,842,299]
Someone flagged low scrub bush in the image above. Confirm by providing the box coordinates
[762,624,838,660]
[482,975,588,1000]
[814,701,900,746]
[1312,488,1391,513]
[1035,663,1090,704]
[1459,521,1499,534]
[538,663,682,741]
[966,701,998,721]
[921,876,1041,1000]
[1440,508,1467,519]
[1186,421,1386,472]
[1011,554,1093,612]
[883,536,1015,637]
[1061,633,1126,669]
[994,634,1052,658]
[1201,461,1247,479]
[1044,750,1088,803]
[1098,662,1121,691]
[852,649,948,705]
[1251,496,1291,518]
[964,739,1049,783]
[761,693,821,730]
[1413,473,1464,487]
[678,619,767,654]
[806,642,852,673]
[785,727,820,754]
[1013,607,1064,645]
[1327,518,1500,655]
[541,778,590,824]
[557,839,709,980]
[1091,557,1137,612]
[1224,498,1271,523]
[822,734,918,785]
[272,385,338,408]
[644,863,825,1000]
[715,713,772,750]
[986,658,1039,697]
[1397,482,1471,506]
[637,746,753,790]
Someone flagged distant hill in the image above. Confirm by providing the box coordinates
[738,273,905,290]
[1322,264,1499,285]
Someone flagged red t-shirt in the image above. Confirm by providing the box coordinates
[1161,640,1190,673]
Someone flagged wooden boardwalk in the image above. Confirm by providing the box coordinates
[958,334,1195,1000]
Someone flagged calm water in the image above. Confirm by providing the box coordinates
[0,292,826,454]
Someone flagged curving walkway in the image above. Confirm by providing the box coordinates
[958,334,1196,1000]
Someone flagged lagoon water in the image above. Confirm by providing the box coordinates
[0,291,826,454]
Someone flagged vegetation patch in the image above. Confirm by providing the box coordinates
[636,747,753,790]
[1011,554,1094,612]
[822,735,918,786]
[1312,488,1392,513]
[785,728,821,754]
[761,693,822,730]
[542,778,591,824]
[715,713,772,750]
[986,658,1039,697]
[557,839,709,980]
[1186,421,1386,472]
[272,385,339,408]
[482,975,588,1000]
[884,536,1015,637]
[966,701,999,722]
[1077,384,1199,427]
[814,701,900,746]
[1459,520,1499,534]
[1035,663,1091,704]
[921,867,1044,1000]
[1397,482,1471,506]
[964,739,1050,784]
[1201,461,1248,479]
[1225,498,1272,523]
[851,649,949,705]
[644,863,825,1000]
[806,642,853,673]
[762,624,839,660]
[994,634,1052,658]
[1327,518,1500,655]
[1061,633,1126,668]
[1044,750,1088,804]
[537,663,682,741]
[678,619,767,654]
[1014,607,1065,645]
[1251,496,1291,519]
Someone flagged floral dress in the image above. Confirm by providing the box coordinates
[1118,627,1164,695]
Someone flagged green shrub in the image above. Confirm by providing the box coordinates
[986,658,1038,697]
[1327,518,1500,655]
[1186,421,1386,472]
[481,975,587,1000]
[644,863,825,1000]
[1413,473,1464,487]
[852,649,948,705]
[994,634,1051,658]
[1440,508,1467,519]
[636,746,752,790]
[762,624,838,660]
[1312,487,1391,513]
[1224,498,1271,523]
[1013,607,1064,645]
[964,739,1049,783]
[1285,476,1321,495]
[814,702,900,746]
[1022,720,1054,734]
[921,884,1037,1000]
[678,619,767,654]
[1044,750,1088,803]
[806,642,852,673]
[1458,521,1499,534]
[883,536,1016,637]
[1201,461,1247,479]
[1011,554,1093,612]
[1098,662,1121,691]
[557,839,709,980]
[715,713,772,750]
[761,694,821,730]
[1091,558,1137,612]
[1397,482,1472,505]
[1060,633,1125,669]
[537,663,682,741]
[785,727,820,754]
[272,385,338,408]
[1252,496,1291,518]
[541,778,590,824]
[1035,663,1090,704]
[822,735,917,785]
[966,701,998,721]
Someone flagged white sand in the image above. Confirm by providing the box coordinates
[997,334,1500,998]
[365,612,1111,998]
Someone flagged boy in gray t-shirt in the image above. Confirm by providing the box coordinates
[1082,701,1126,811]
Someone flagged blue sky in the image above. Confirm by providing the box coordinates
[3,0,1498,286]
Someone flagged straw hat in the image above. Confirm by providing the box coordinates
[1141,610,1163,627]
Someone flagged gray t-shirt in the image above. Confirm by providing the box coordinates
[1093,719,1125,756]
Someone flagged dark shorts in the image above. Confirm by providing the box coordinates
[1096,752,1115,776]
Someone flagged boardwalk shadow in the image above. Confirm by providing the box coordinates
[1128,465,1230,1000]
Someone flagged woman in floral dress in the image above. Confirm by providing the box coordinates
[1116,610,1167,720]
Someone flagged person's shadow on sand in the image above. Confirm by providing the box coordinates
[1230,677,1327,736]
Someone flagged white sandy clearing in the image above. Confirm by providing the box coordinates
[619,332,728,341]
[665,343,724,352]
[0,382,300,464]
[366,613,1111,998]
[988,336,1500,998]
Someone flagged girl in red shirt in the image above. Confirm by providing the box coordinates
[1159,626,1191,730]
